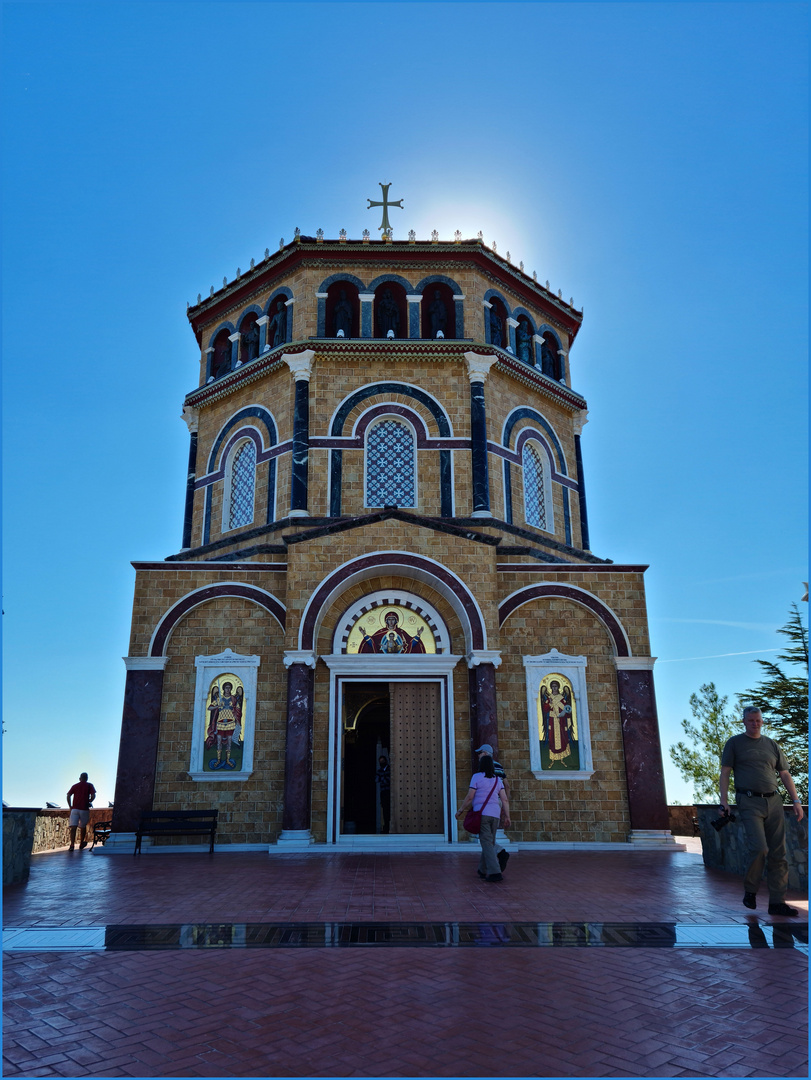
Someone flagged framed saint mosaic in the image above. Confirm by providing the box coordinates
[189,649,260,782]
[523,649,594,779]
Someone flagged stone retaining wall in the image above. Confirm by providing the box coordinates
[3,809,39,886]
[695,803,808,891]
[667,805,697,836]
[32,808,113,853]
[3,808,114,887]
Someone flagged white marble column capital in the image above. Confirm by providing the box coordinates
[282,349,315,382]
[123,656,171,670]
[181,406,199,434]
[283,650,316,669]
[572,409,589,436]
[613,656,656,670]
[465,650,502,669]
[464,352,498,384]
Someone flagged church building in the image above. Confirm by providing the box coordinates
[108,220,675,851]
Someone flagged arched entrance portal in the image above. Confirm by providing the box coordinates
[324,590,462,845]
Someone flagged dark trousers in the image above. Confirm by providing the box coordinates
[737,793,788,902]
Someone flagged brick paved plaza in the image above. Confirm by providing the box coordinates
[3,846,807,1078]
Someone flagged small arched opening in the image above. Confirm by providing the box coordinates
[421,282,456,338]
[374,281,407,339]
[326,280,360,338]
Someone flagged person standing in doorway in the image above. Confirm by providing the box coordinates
[376,755,391,833]
[455,755,511,882]
[719,707,804,915]
[66,772,96,851]
[475,743,511,873]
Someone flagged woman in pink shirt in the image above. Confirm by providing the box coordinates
[455,755,511,882]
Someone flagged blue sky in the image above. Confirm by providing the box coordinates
[2,2,807,809]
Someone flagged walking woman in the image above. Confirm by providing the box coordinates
[455,754,511,882]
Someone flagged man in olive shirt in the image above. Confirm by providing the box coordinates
[719,707,804,915]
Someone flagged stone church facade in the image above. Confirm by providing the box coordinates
[109,234,674,850]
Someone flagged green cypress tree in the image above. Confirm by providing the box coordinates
[669,683,739,802]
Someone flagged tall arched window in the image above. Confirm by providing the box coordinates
[227,439,257,529]
[365,419,416,507]
[523,443,547,529]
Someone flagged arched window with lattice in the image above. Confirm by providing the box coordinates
[365,418,416,508]
[523,442,549,530]
[225,439,257,530]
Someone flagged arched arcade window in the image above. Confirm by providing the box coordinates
[540,332,562,380]
[523,442,548,530]
[226,439,257,530]
[365,418,416,508]
[487,298,508,348]
[374,282,407,338]
[212,329,233,379]
[239,312,261,364]
[326,280,360,338]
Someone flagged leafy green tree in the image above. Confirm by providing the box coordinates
[669,683,739,802]
[738,603,808,801]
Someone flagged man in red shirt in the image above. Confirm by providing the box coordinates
[66,772,96,851]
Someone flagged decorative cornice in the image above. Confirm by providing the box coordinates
[183,339,587,413]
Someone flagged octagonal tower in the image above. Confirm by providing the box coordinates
[109,233,676,853]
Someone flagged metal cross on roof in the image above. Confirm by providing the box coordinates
[367,182,403,237]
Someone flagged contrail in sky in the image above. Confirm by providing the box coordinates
[658,649,780,664]
[656,618,777,632]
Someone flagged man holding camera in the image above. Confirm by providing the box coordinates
[719,707,804,915]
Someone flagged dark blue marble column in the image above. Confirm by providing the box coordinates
[280,655,315,842]
[453,295,465,337]
[407,295,422,337]
[182,431,198,550]
[283,351,315,518]
[228,333,239,371]
[359,293,374,338]
[257,315,270,353]
[465,354,496,518]
[574,431,591,551]
[316,293,328,337]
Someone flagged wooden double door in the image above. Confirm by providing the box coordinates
[343,681,443,835]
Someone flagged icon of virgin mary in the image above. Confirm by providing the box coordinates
[357,610,426,654]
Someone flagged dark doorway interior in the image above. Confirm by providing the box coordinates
[342,684,390,835]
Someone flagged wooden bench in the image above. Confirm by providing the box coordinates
[134,810,218,855]
[91,820,112,849]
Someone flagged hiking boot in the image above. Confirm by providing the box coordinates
[485,873,503,883]
[743,891,756,909]
[497,850,510,873]
[768,902,799,917]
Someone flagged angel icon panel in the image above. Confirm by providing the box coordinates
[538,672,580,771]
[203,672,245,771]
